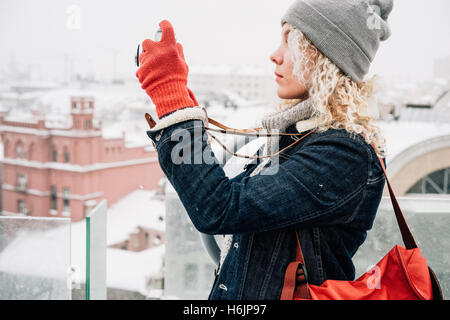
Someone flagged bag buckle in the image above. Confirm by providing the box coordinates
[296,264,308,285]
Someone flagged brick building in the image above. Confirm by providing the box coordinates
[0,96,164,221]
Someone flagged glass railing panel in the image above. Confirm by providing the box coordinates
[164,187,217,300]
[0,216,71,300]
[85,199,107,300]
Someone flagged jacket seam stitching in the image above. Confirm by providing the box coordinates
[367,175,385,185]
[313,228,325,283]
[238,233,253,299]
[258,232,284,299]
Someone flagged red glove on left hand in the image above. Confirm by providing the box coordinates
[136,20,198,119]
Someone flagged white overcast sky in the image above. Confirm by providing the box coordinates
[1,0,449,82]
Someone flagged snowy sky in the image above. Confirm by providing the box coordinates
[1,0,449,82]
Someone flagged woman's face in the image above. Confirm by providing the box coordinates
[270,24,309,100]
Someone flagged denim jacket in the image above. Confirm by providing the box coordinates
[146,117,386,300]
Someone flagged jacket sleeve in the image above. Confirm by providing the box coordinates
[147,119,369,235]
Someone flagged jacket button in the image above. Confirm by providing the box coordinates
[219,284,228,291]
[233,242,239,249]
[155,130,163,141]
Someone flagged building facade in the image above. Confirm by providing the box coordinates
[0,96,164,221]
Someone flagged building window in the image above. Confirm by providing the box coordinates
[18,200,27,215]
[407,168,450,195]
[183,264,198,291]
[153,235,161,246]
[52,150,58,162]
[64,150,70,163]
[63,188,70,213]
[17,173,27,191]
[51,186,57,211]
[16,143,26,159]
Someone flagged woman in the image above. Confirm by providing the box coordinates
[136,0,393,300]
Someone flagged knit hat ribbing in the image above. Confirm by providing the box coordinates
[281,0,394,84]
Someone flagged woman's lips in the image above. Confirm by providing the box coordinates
[275,72,283,82]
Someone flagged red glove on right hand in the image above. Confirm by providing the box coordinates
[136,20,198,119]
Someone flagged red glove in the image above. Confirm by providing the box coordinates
[136,20,198,119]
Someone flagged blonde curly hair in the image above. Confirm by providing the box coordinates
[279,23,387,158]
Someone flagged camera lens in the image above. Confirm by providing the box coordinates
[135,43,141,67]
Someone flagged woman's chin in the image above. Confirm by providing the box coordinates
[276,89,292,100]
[277,90,307,100]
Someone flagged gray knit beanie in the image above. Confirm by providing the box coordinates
[281,0,394,84]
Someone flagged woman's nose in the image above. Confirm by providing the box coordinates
[270,50,281,65]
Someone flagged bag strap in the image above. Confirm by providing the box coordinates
[370,144,418,250]
[280,231,310,299]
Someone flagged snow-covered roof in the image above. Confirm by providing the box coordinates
[102,119,154,149]
[106,189,165,245]
[106,246,164,295]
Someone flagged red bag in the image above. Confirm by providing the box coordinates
[281,150,444,300]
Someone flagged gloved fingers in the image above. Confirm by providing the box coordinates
[142,38,157,53]
[159,20,176,43]
[138,51,147,66]
[135,61,150,82]
[176,42,185,61]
